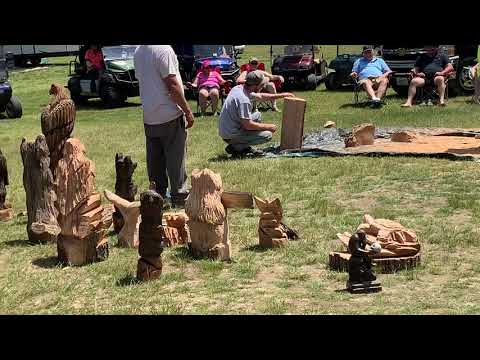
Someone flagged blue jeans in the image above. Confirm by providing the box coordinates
[223,111,272,152]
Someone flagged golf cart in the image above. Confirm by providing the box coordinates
[67,45,139,108]
[0,46,22,119]
[173,44,240,98]
[325,45,363,90]
[270,45,328,90]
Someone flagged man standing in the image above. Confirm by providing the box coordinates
[350,46,392,107]
[401,45,454,107]
[219,70,293,158]
[134,45,194,207]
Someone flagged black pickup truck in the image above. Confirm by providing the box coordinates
[381,45,477,97]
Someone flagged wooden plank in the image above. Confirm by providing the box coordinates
[280,97,306,150]
[221,191,254,209]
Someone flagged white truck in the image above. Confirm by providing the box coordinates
[1,45,80,66]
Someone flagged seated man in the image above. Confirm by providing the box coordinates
[236,57,284,111]
[84,44,105,92]
[219,71,294,158]
[350,46,392,107]
[401,45,454,107]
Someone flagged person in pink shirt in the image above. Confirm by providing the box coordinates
[189,60,227,116]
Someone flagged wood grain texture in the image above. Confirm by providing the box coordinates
[280,97,306,151]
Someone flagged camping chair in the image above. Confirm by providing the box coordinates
[352,73,392,106]
[411,71,455,105]
[240,63,282,111]
[187,66,232,115]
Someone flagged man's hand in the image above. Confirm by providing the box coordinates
[185,110,194,129]
[350,72,358,79]
[435,71,444,77]
[267,124,277,133]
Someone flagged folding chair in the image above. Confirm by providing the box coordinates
[413,71,455,105]
[352,74,392,106]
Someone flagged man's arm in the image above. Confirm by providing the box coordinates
[381,60,393,78]
[236,71,247,84]
[438,62,454,76]
[240,118,277,132]
[253,92,294,101]
[350,59,359,77]
[163,75,194,129]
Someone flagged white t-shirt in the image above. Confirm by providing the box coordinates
[134,45,184,125]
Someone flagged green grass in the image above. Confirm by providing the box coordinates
[2,47,480,314]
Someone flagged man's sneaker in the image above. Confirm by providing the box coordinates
[225,144,235,155]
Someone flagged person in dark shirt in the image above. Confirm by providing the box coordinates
[401,45,455,107]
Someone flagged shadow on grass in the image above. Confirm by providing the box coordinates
[116,274,141,287]
[32,256,61,269]
[3,239,39,247]
[241,244,270,253]
[171,246,197,261]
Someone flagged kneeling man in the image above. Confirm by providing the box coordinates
[219,71,293,158]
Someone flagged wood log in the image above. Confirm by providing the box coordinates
[221,191,254,209]
[104,190,140,248]
[113,153,138,234]
[185,169,230,260]
[137,189,164,281]
[280,97,306,150]
[55,139,107,265]
[329,252,421,273]
[20,136,60,242]
[0,149,13,221]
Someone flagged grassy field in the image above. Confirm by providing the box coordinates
[1,45,480,314]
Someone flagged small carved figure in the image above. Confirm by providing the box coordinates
[137,189,164,281]
[104,190,140,248]
[113,153,138,233]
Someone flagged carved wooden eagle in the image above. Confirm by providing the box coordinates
[40,84,76,174]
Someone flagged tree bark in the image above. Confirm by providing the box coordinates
[20,136,60,242]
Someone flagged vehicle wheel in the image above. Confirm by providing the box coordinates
[30,57,41,67]
[306,73,317,90]
[457,58,475,94]
[5,96,22,118]
[68,77,88,105]
[391,84,409,98]
[100,85,125,108]
[325,72,341,90]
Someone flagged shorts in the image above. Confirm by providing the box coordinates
[359,77,384,89]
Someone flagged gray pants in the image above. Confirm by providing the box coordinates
[144,115,188,203]
[223,111,272,152]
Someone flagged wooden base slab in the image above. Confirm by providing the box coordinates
[329,251,421,273]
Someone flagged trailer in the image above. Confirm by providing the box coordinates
[1,45,80,67]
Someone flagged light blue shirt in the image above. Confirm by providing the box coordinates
[352,57,391,80]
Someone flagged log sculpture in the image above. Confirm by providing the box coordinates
[254,196,299,248]
[162,213,189,247]
[185,169,230,260]
[113,153,137,234]
[137,189,164,281]
[280,97,306,151]
[104,190,140,248]
[344,123,375,148]
[20,136,60,242]
[40,84,76,175]
[0,148,14,221]
[55,138,108,265]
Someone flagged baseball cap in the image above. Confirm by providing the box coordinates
[249,57,259,64]
[245,70,268,87]
[362,45,374,52]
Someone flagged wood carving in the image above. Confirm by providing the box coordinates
[20,135,60,242]
[104,190,140,248]
[344,123,375,148]
[162,213,189,247]
[55,138,108,265]
[280,97,306,150]
[0,148,13,221]
[40,83,76,174]
[137,189,164,281]
[185,169,230,260]
[113,153,137,234]
[254,196,298,248]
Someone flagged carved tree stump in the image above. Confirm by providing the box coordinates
[55,138,108,265]
[329,252,421,273]
[137,189,164,281]
[185,169,230,260]
[113,153,137,234]
[20,136,60,242]
[104,190,140,248]
[0,148,13,221]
